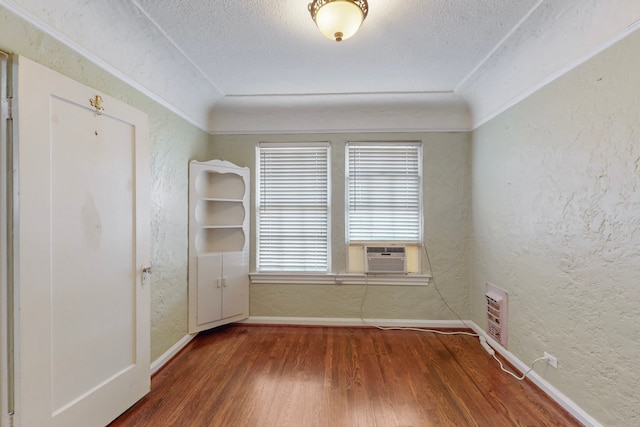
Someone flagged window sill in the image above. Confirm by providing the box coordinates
[249,273,431,286]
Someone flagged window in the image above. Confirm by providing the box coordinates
[346,142,422,242]
[256,143,330,272]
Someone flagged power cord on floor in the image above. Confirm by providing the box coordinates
[358,240,547,382]
[479,336,548,381]
[358,273,478,337]
[495,354,549,381]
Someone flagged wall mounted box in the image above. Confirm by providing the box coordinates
[485,282,508,348]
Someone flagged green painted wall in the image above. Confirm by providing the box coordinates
[209,132,471,321]
[470,28,640,425]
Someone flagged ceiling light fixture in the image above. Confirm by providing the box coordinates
[308,0,368,42]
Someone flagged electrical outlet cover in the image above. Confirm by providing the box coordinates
[544,352,558,368]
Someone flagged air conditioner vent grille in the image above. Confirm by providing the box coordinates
[365,246,406,273]
[366,246,406,254]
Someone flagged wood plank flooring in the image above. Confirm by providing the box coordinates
[109,325,581,427]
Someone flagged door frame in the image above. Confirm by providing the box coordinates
[0,50,12,427]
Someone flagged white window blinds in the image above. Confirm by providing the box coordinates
[257,143,330,272]
[347,142,422,242]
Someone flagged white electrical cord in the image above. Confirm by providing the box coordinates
[375,326,479,336]
[478,336,549,381]
[494,354,549,381]
[359,239,548,381]
[358,240,479,339]
[358,272,479,337]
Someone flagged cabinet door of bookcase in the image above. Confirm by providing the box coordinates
[196,253,223,325]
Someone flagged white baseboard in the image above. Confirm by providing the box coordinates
[241,316,599,427]
[467,321,601,427]
[241,316,466,328]
[150,334,195,376]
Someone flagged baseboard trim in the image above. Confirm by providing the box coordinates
[241,316,599,427]
[241,316,466,329]
[150,334,195,376]
[466,321,601,427]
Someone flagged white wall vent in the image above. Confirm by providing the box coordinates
[485,283,508,347]
[365,246,406,273]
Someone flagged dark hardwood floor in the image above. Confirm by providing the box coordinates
[110,325,581,427]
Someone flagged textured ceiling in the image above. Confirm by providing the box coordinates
[3,0,640,132]
[134,0,538,95]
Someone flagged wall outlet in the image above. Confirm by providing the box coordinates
[544,351,558,368]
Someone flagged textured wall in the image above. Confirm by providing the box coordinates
[209,132,471,321]
[0,6,210,361]
[470,29,640,426]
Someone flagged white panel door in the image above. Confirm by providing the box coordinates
[14,56,150,427]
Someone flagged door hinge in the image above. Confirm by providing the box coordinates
[5,97,12,121]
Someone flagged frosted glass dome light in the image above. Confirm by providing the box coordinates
[308,0,368,42]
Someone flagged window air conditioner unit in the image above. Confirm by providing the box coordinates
[365,246,406,274]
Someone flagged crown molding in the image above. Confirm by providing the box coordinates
[460,3,640,130]
[0,0,219,131]
[209,92,471,134]
[4,1,639,136]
